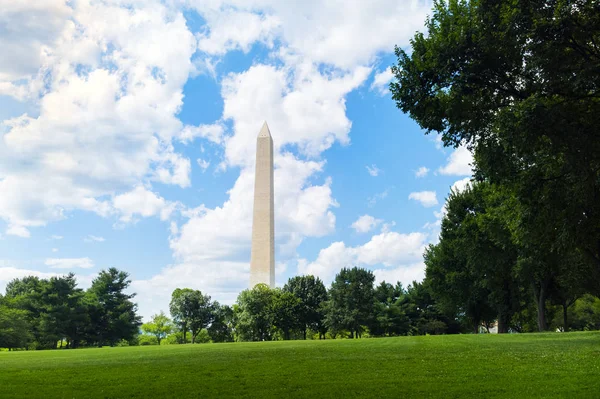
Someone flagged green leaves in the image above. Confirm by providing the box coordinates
[169,289,215,344]
[393,0,600,265]
[141,311,173,345]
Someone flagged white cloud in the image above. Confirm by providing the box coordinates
[0,266,58,293]
[52,248,59,253]
[409,191,438,207]
[381,221,396,233]
[452,177,472,193]
[6,225,31,238]
[370,68,394,95]
[415,166,429,178]
[351,214,382,233]
[0,266,95,295]
[220,63,370,167]
[425,178,474,244]
[113,186,177,224]
[366,164,381,177]
[45,257,94,269]
[84,235,105,243]
[368,189,389,207]
[179,124,225,144]
[373,262,426,287]
[299,231,428,283]
[0,0,71,83]
[131,260,248,319]
[0,0,198,235]
[188,0,431,69]
[196,9,279,56]
[51,235,63,240]
[197,158,211,172]
[438,146,474,176]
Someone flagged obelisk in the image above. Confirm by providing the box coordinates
[250,121,275,288]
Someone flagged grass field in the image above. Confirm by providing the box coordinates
[1,332,599,398]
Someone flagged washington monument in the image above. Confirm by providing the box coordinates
[250,121,275,288]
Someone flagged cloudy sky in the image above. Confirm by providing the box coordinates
[0,0,472,320]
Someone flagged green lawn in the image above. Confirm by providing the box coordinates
[1,332,599,398]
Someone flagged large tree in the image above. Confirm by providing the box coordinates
[169,288,193,343]
[391,0,600,275]
[208,303,234,343]
[4,276,44,346]
[141,311,173,345]
[401,281,460,335]
[283,275,328,339]
[87,268,141,346]
[370,282,410,337]
[169,289,215,344]
[0,298,31,350]
[326,267,376,338]
[234,284,275,341]
[271,290,301,340]
[425,183,521,333]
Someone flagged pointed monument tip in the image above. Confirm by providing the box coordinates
[258,121,272,138]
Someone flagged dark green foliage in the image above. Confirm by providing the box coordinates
[234,284,276,341]
[40,274,89,348]
[87,268,141,346]
[326,267,376,338]
[283,275,327,339]
[425,183,516,333]
[169,289,215,344]
[0,303,31,350]
[401,281,460,335]
[208,303,234,343]
[370,282,410,337]
[567,295,600,331]
[392,0,600,332]
[271,290,301,340]
[1,268,142,350]
[169,288,193,342]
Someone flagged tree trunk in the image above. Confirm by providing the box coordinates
[563,302,569,332]
[303,328,307,340]
[183,328,187,344]
[349,331,354,339]
[497,314,509,334]
[535,285,547,332]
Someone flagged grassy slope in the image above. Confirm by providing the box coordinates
[1,332,599,399]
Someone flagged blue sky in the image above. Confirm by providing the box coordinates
[0,0,473,319]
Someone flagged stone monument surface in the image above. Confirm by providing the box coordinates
[249,121,275,288]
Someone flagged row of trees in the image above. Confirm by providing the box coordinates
[141,268,600,345]
[390,0,600,332]
[0,268,141,350]
[139,271,464,344]
[424,182,600,333]
[3,266,600,350]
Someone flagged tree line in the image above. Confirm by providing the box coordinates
[390,0,600,333]
[3,265,600,350]
[138,270,464,344]
[0,268,141,350]
[129,266,600,346]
